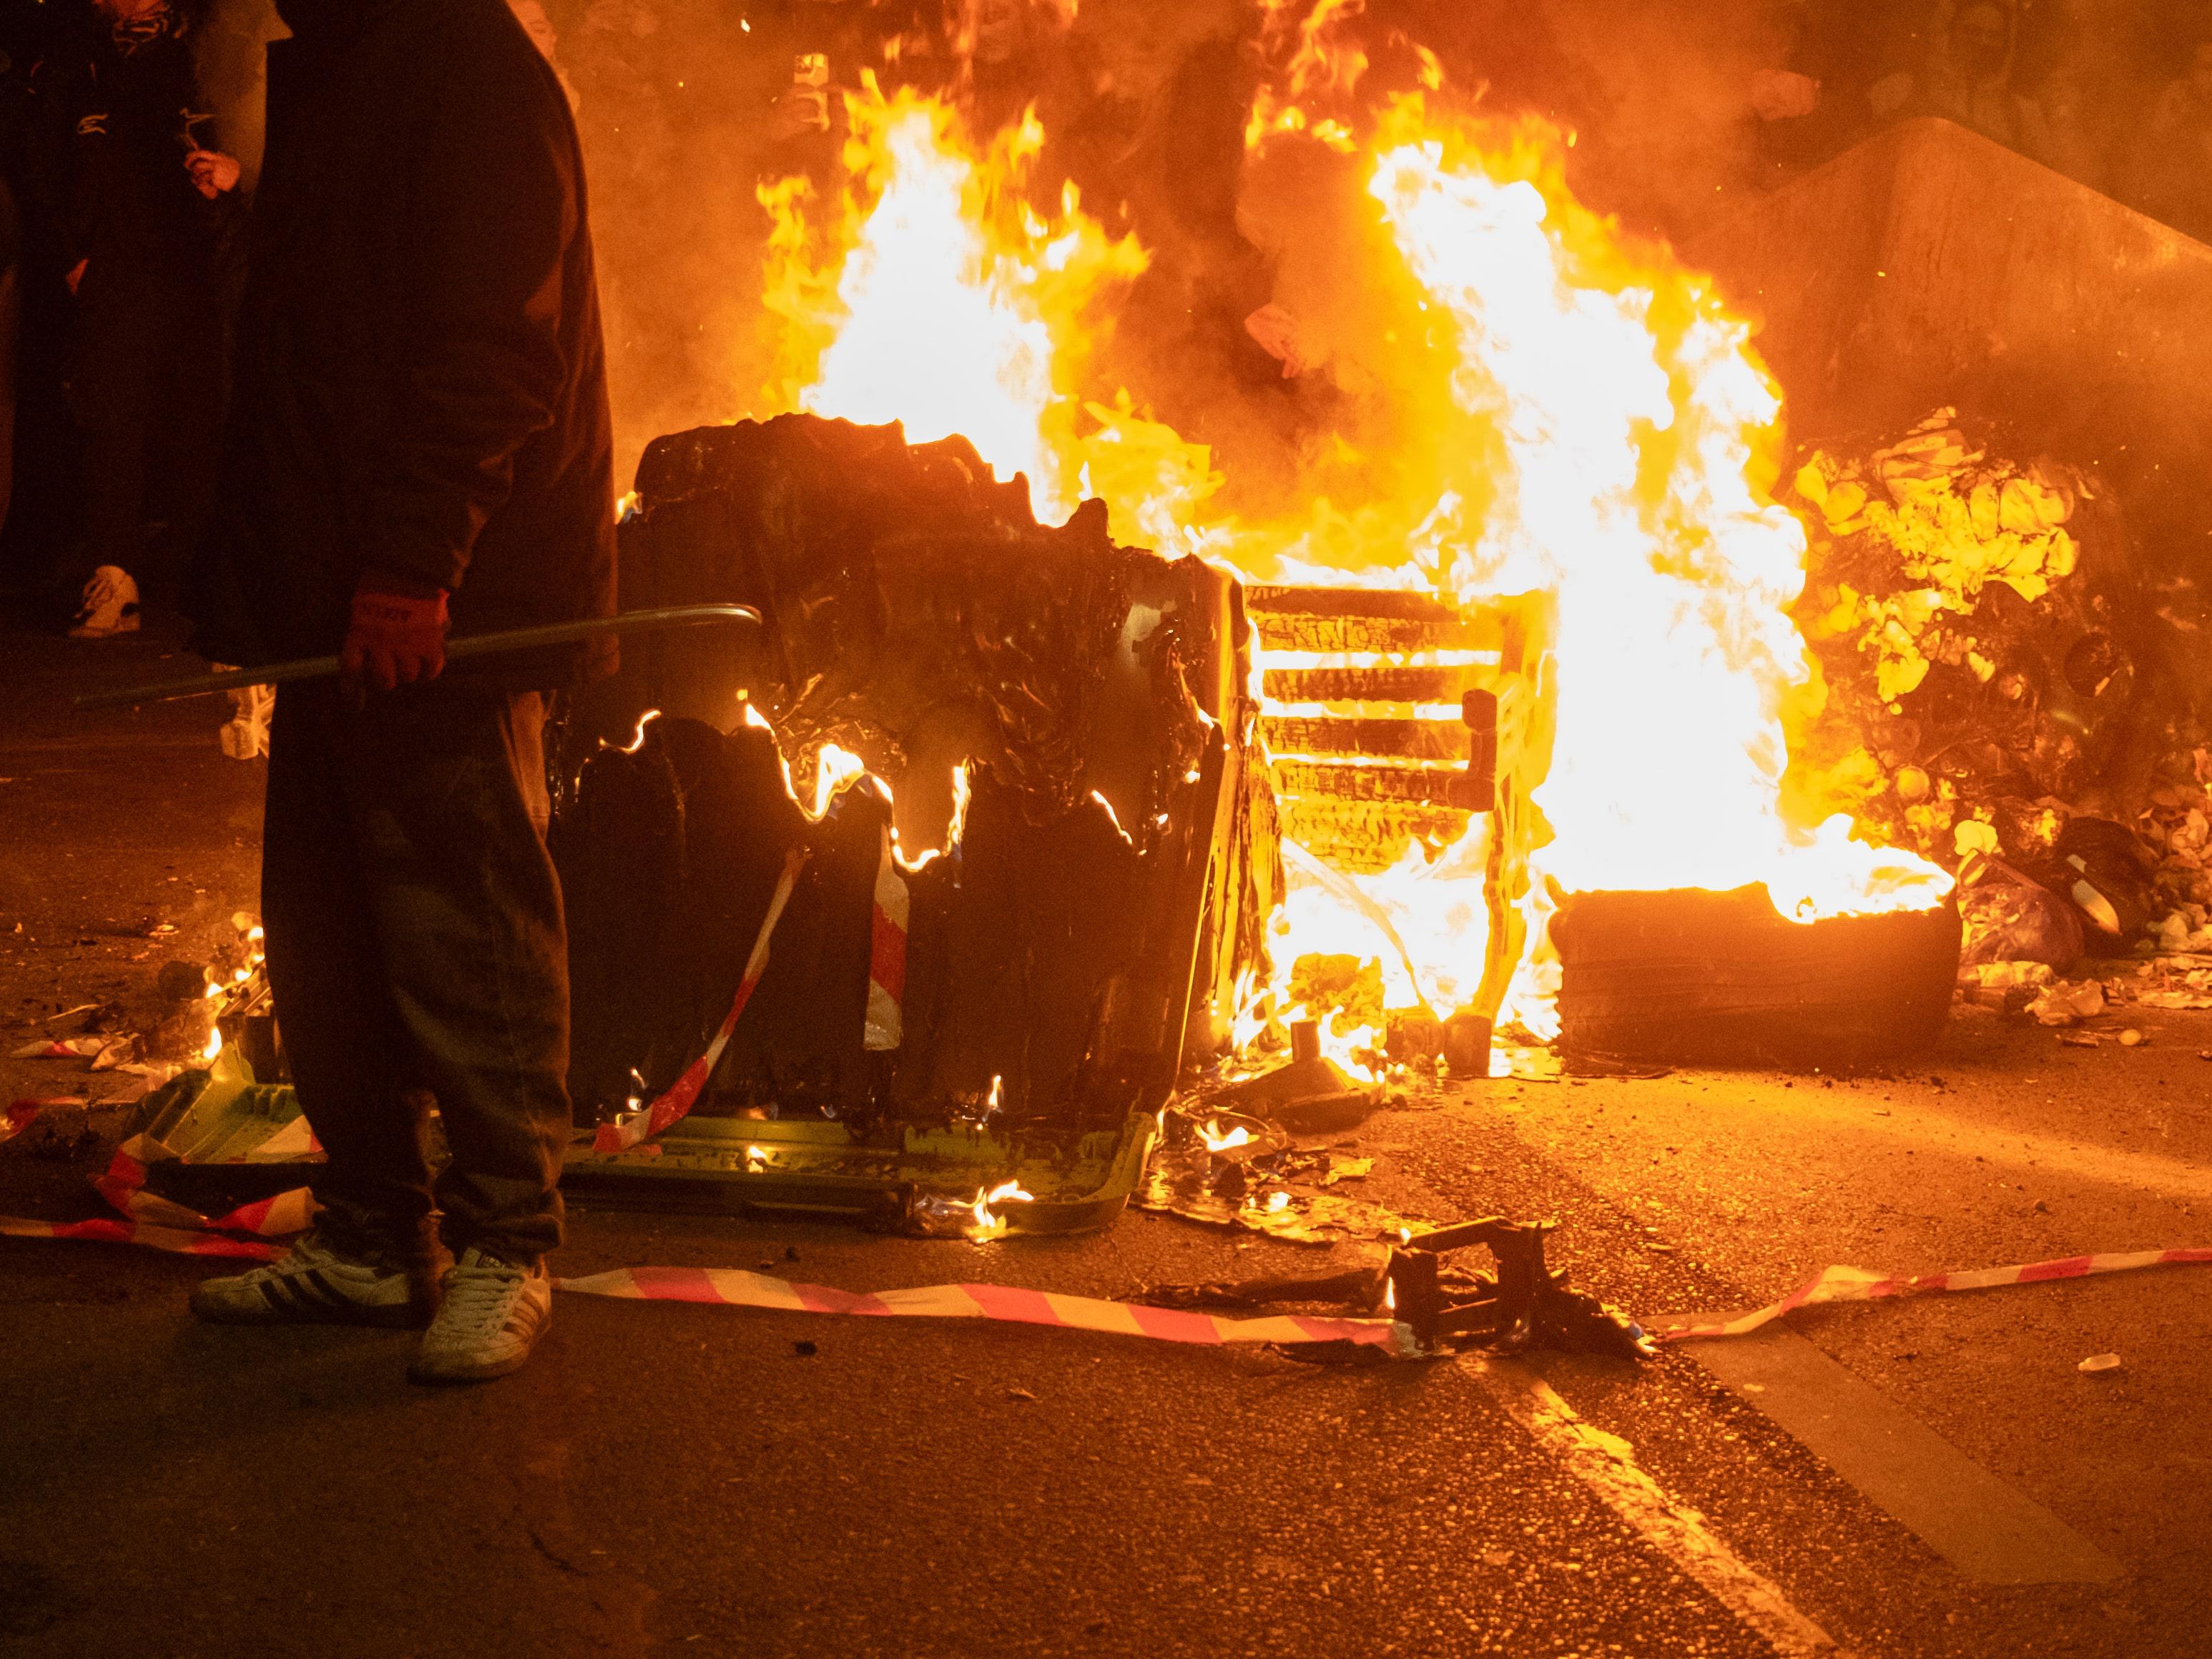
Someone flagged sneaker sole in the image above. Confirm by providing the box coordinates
[190,1290,430,1330]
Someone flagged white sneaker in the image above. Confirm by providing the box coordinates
[410,1248,553,1384]
[69,565,141,638]
[190,1229,423,1328]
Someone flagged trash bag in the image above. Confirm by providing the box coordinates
[1958,852,2085,972]
[2036,817,2159,958]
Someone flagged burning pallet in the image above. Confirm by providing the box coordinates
[1245,583,1556,1060]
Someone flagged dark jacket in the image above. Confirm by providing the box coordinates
[56,5,232,278]
[191,0,616,686]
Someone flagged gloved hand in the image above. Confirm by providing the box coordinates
[341,574,449,695]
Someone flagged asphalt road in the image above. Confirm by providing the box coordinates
[3,614,2208,1659]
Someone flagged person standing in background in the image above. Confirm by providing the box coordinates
[56,0,242,631]
[1870,0,2055,161]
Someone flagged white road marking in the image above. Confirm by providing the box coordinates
[1469,1356,1840,1658]
[1686,1329,2123,1585]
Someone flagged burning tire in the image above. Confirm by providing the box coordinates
[1550,885,1962,1070]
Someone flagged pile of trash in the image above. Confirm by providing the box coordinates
[1780,406,2212,1019]
[1787,407,2127,866]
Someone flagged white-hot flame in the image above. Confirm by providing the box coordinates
[755,74,1952,1050]
[970,1178,1034,1239]
[1201,1119,1252,1153]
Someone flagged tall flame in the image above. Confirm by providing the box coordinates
[750,73,1951,1051]
[760,80,1146,526]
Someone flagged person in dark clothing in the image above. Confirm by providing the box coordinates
[0,9,92,591]
[187,0,616,1385]
[57,0,242,614]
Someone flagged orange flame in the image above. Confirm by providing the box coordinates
[752,68,1951,1050]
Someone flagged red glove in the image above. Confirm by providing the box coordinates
[341,576,449,694]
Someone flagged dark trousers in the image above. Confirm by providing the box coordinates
[68,259,224,599]
[262,681,571,1265]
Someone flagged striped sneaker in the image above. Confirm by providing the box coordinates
[408,1249,552,1384]
[190,1230,425,1329]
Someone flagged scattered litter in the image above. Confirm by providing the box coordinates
[219,681,274,761]
[10,1038,103,1060]
[88,1037,138,1072]
[2027,980,2105,1026]
[1136,1102,1422,1244]
[1957,960,2055,992]
[1191,1019,1381,1136]
[2118,1029,2145,1048]
[69,565,140,639]
[1006,1386,1039,1402]
[2078,1352,2123,1375]
[1957,861,2084,973]
[792,1339,817,1357]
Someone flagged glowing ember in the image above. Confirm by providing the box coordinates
[1200,1119,1252,1153]
[970,1178,1034,1239]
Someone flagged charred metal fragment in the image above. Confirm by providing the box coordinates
[1386,1219,1653,1359]
[554,415,1267,1196]
[1131,1217,1651,1359]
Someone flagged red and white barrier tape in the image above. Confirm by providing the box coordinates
[0,1214,282,1258]
[591,847,807,1155]
[3,1099,75,1143]
[0,1133,309,1260]
[864,825,907,1052]
[558,1264,1417,1354]
[1653,1246,2212,1341]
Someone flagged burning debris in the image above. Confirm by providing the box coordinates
[739,60,1962,1075]
[551,412,1261,1226]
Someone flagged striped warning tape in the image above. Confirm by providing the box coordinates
[0,1134,308,1259]
[864,824,907,1052]
[1653,1246,2212,1341]
[3,1099,74,1143]
[556,1264,1418,1354]
[591,847,806,1155]
[0,1214,282,1258]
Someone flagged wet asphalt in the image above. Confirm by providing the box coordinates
[3,614,2208,1659]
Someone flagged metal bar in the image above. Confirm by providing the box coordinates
[1244,585,1465,623]
[1262,666,1471,703]
[1270,757,1488,810]
[1276,799,1475,873]
[1249,612,1475,654]
[74,604,763,711]
[1260,715,1468,762]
